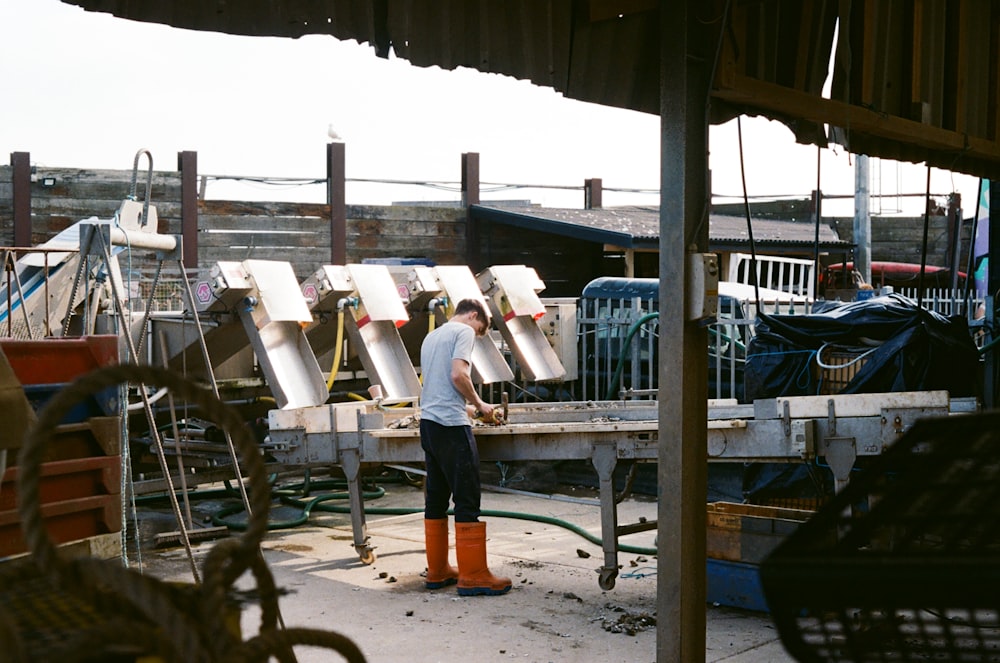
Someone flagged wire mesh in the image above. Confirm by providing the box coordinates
[761,412,1000,662]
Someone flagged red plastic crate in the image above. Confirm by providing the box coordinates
[1,455,121,511]
[0,455,122,558]
[0,336,118,386]
[0,493,121,558]
[36,417,121,463]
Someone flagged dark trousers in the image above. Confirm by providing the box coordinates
[420,418,481,522]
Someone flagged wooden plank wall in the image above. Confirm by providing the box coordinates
[2,162,973,298]
[0,167,10,245]
[195,200,332,275]
[0,165,181,248]
[0,165,468,283]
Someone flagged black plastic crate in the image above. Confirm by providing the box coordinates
[760,411,1000,662]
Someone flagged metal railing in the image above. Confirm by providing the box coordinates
[1,247,79,339]
[576,294,806,402]
[729,253,816,301]
[574,287,992,404]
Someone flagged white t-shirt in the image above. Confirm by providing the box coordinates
[419,320,475,426]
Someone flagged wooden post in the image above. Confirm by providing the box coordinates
[585,178,603,209]
[177,151,199,270]
[462,152,481,269]
[658,0,716,659]
[328,142,347,265]
[11,152,31,248]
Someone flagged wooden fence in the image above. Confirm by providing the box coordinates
[0,155,471,287]
[2,153,977,303]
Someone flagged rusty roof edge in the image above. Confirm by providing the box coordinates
[472,204,854,251]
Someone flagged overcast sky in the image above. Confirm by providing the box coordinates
[0,0,982,215]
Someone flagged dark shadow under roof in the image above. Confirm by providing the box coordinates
[471,204,852,254]
[61,1,1000,181]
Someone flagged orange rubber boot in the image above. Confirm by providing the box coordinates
[455,521,511,596]
[424,518,458,589]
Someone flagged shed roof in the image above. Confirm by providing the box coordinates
[62,1,1000,180]
[471,203,850,253]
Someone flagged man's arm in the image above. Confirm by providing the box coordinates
[451,358,494,419]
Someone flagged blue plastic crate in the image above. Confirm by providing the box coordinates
[22,383,118,424]
[706,558,769,613]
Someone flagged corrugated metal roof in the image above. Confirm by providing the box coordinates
[62,0,1000,180]
[471,203,850,252]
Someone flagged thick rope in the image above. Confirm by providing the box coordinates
[15,363,366,662]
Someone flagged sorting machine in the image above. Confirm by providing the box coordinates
[9,219,977,589]
[171,258,978,589]
[266,386,975,589]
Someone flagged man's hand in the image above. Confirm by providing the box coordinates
[472,402,504,424]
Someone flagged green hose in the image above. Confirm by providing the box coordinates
[145,474,657,556]
[481,508,655,556]
[606,311,660,400]
[978,333,1000,356]
[212,485,386,530]
[269,496,657,556]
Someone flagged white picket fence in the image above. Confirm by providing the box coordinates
[893,287,985,319]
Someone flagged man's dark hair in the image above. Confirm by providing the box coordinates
[454,298,488,321]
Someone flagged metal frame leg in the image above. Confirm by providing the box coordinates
[592,443,620,590]
[823,436,857,495]
[341,448,376,564]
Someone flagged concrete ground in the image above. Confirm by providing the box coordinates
[141,478,798,663]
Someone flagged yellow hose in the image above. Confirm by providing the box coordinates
[325,309,345,392]
[326,304,409,408]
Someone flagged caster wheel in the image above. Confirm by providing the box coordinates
[598,567,618,590]
[357,545,376,565]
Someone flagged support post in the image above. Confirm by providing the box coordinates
[854,155,871,285]
[177,151,199,271]
[813,185,824,297]
[987,181,1000,409]
[947,193,962,292]
[11,152,31,248]
[585,178,603,209]
[328,142,347,265]
[658,0,715,659]
[462,152,481,270]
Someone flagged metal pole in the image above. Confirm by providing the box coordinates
[854,155,871,285]
[918,167,932,309]
[948,193,962,293]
